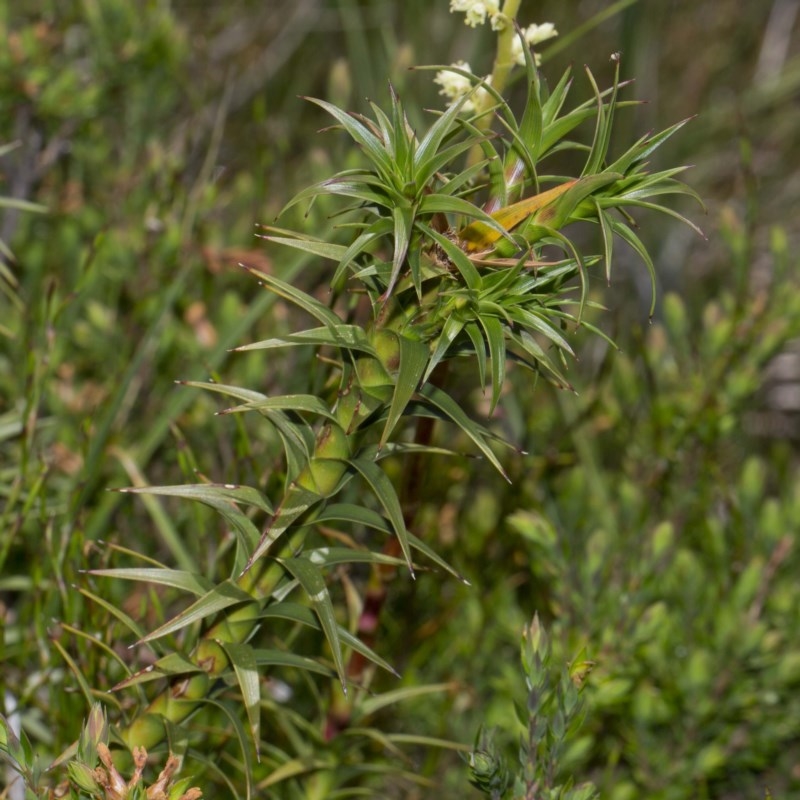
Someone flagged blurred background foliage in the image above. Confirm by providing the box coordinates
[1,0,799,797]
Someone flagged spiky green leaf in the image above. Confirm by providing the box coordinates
[277,557,346,691]
[220,641,262,746]
[88,568,213,597]
[245,485,322,570]
[138,580,254,644]
[347,457,413,572]
[260,600,399,676]
[419,384,510,481]
[381,335,430,447]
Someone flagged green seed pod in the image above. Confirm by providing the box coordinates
[296,423,351,496]
[122,671,212,749]
[355,353,392,392]
[335,370,362,431]
[121,713,166,750]
[296,457,349,496]
[314,422,350,460]
[370,329,401,373]
[355,330,397,404]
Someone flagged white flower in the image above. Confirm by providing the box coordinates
[449,0,500,28]
[472,75,493,112]
[434,61,474,102]
[433,62,491,113]
[525,22,558,45]
[489,11,507,31]
[511,21,559,66]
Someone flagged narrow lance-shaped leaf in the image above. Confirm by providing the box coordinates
[277,557,347,693]
[381,334,431,446]
[424,315,465,385]
[244,485,322,573]
[260,600,399,676]
[77,587,147,641]
[243,267,344,329]
[370,98,400,163]
[418,192,517,246]
[601,197,706,239]
[88,568,213,597]
[535,172,622,232]
[310,502,467,582]
[476,314,506,414]
[417,222,481,290]
[418,384,510,482]
[276,170,394,215]
[609,217,659,317]
[381,204,414,301]
[264,412,316,487]
[301,546,407,569]
[252,648,336,678]
[219,394,337,421]
[581,63,616,177]
[117,482,270,563]
[348,457,414,574]
[464,322,488,392]
[331,217,394,288]
[257,229,348,262]
[137,580,254,644]
[594,199,615,284]
[201,697,255,800]
[303,96,397,182]
[113,653,204,690]
[607,116,695,175]
[236,325,374,355]
[219,641,262,751]
[413,84,470,169]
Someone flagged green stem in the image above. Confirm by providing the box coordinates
[487,0,523,106]
[467,0,522,167]
[119,334,395,750]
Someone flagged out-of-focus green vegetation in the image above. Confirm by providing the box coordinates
[2,1,799,798]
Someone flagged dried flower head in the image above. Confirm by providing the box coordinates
[87,744,202,800]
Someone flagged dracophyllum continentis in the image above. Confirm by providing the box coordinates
[94,37,700,784]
